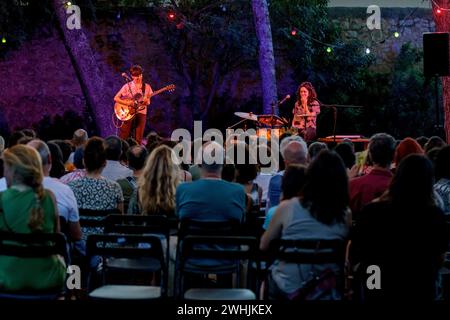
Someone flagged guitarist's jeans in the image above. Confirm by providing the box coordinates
[119,113,146,145]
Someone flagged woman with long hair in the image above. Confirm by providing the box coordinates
[128,145,180,216]
[352,154,448,301]
[291,82,321,142]
[261,150,350,300]
[0,145,66,292]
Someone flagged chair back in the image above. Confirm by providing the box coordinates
[269,239,346,265]
[0,232,68,300]
[86,234,167,296]
[79,208,121,228]
[178,235,259,299]
[178,218,241,238]
[104,214,169,238]
[0,231,68,261]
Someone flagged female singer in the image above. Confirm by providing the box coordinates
[291,82,321,142]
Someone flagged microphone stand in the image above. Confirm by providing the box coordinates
[318,102,364,145]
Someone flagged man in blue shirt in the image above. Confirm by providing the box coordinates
[176,142,246,222]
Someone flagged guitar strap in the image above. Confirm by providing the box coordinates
[141,80,146,98]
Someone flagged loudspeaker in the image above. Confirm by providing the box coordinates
[423,32,450,77]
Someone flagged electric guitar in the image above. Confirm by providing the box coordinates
[114,84,176,121]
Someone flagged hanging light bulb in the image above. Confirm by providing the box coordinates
[167,12,176,22]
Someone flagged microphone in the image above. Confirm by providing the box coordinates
[278,94,291,105]
[121,72,132,81]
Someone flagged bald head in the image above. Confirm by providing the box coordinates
[283,141,308,165]
[27,139,51,175]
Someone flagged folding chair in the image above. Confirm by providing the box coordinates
[0,232,68,300]
[103,214,170,287]
[180,235,259,300]
[78,208,121,229]
[86,234,167,300]
[264,239,346,300]
[174,219,244,299]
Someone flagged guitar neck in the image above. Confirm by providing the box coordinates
[149,88,168,98]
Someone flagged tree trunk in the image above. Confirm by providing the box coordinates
[252,0,278,115]
[432,0,450,143]
[200,61,221,120]
[52,1,113,137]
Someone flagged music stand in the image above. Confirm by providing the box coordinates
[318,103,364,144]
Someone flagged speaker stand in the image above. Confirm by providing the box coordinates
[434,76,445,138]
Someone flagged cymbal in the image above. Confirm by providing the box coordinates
[234,112,258,121]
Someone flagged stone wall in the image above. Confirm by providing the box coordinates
[329,8,434,70]
[0,29,86,136]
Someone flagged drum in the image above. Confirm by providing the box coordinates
[256,127,288,141]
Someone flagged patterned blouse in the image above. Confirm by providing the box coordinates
[292,100,321,130]
[68,177,123,210]
[435,178,450,215]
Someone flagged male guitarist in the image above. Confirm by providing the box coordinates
[114,64,153,145]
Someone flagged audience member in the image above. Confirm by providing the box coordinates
[434,145,450,215]
[266,136,308,209]
[129,145,178,216]
[261,150,351,300]
[349,133,395,221]
[68,137,123,214]
[101,135,133,181]
[0,145,66,292]
[351,154,448,301]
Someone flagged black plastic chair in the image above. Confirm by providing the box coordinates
[78,208,121,229]
[103,214,170,278]
[180,235,259,300]
[174,218,244,298]
[86,233,167,300]
[264,239,346,300]
[0,232,68,300]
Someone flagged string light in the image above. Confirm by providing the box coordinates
[1,37,6,44]
[430,0,450,14]
[365,48,371,54]
[394,32,400,38]
[167,12,177,22]
[326,47,332,53]
[291,29,297,36]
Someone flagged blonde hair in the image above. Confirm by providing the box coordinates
[3,145,46,232]
[138,145,180,215]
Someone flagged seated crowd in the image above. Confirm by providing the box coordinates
[0,127,448,301]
